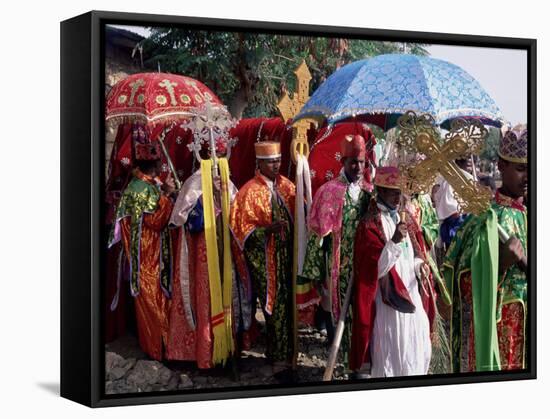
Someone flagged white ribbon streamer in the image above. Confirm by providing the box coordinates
[295,154,312,275]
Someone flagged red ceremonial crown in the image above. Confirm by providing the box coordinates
[341,134,366,159]
[374,166,401,190]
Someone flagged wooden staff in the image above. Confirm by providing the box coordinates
[157,128,181,190]
[323,275,354,381]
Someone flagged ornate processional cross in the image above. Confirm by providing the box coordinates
[397,111,492,215]
[276,60,315,371]
[277,60,315,163]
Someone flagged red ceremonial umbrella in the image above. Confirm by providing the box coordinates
[106,72,226,126]
[104,73,229,342]
[105,72,228,190]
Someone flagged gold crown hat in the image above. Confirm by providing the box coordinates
[499,124,528,164]
[374,166,401,190]
[255,141,281,160]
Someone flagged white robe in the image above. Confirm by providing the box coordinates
[168,169,238,330]
[370,205,432,378]
[434,169,473,221]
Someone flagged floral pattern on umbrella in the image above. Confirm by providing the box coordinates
[295,54,505,128]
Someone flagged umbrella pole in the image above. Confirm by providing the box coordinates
[158,128,182,190]
[209,127,219,177]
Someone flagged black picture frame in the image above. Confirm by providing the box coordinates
[60,10,537,408]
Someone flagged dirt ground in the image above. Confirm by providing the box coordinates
[105,319,348,394]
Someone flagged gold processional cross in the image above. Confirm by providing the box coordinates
[277,60,314,164]
[396,111,527,319]
[397,111,493,216]
[276,60,315,371]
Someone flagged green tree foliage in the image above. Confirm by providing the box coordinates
[141,29,429,118]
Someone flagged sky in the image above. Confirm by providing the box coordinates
[426,44,527,125]
[109,25,527,125]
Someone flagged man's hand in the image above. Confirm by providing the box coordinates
[420,262,430,279]
[265,220,289,240]
[162,174,176,196]
[391,222,407,243]
[499,236,526,273]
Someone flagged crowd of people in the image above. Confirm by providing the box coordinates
[107,123,528,382]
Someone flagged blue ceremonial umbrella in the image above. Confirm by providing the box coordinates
[295,54,505,129]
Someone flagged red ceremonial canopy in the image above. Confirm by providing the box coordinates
[105,72,225,126]
[228,117,318,189]
[105,72,230,222]
[308,122,377,196]
[229,118,290,188]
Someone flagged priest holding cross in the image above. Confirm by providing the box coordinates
[442,124,528,372]
[349,112,529,376]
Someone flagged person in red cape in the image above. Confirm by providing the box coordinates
[109,125,176,361]
[299,134,371,368]
[350,167,433,378]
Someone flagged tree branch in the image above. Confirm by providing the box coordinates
[273,53,296,62]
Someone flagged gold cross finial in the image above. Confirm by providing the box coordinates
[294,60,312,106]
[277,60,314,164]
